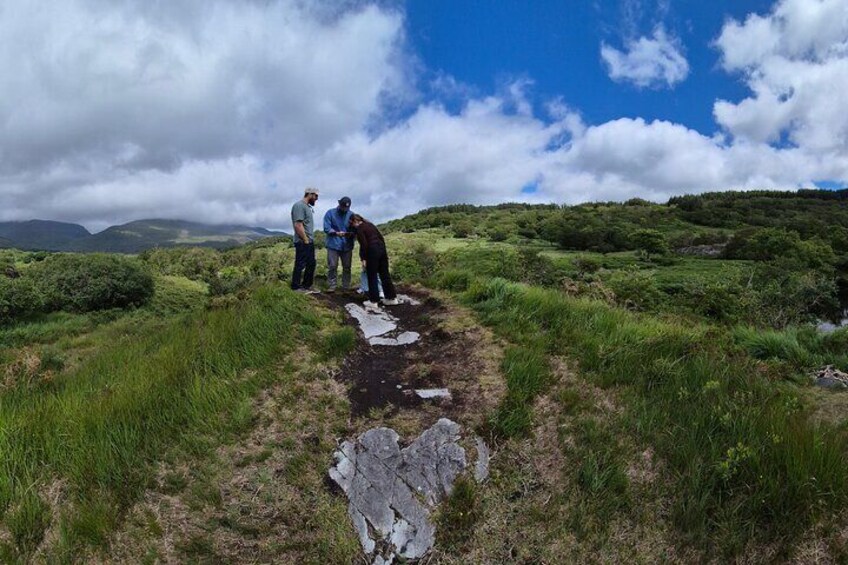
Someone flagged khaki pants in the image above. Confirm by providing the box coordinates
[327,248,352,290]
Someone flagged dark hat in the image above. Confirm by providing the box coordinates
[338,196,352,208]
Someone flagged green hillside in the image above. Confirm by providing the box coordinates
[69,219,279,253]
[0,219,282,252]
[0,220,90,251]
[3,190,848,562]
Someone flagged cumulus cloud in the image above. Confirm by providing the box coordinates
[714,0,848,152]
[0,0,408,174]
[600,27,690,88]
[1,0,847,233]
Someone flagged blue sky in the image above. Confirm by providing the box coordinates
[1,0,847,230]
[407,0,772,135]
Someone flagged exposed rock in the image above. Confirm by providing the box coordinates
[329,419,469,562]
[812,365,848,389]
[395,294,422,306]
[370,332,421,346]
[414,388,451,400]
[345,304,397,339]
[474,437,490,483]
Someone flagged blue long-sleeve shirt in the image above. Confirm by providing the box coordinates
[323,208,355,252]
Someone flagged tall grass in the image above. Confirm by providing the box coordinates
[0,285,320,559]
[462,277,848,553]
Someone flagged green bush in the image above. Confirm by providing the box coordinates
[0,277,44,325]
[452,220,474,239]
[391,243,439,283]
[206,266,254,297]
[605,267,664,311]
[29,254,154,313]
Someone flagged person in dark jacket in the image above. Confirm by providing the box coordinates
[349,214,399,308]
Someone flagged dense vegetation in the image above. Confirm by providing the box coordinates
[2,189,848,560]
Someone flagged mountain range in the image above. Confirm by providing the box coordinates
[0,219,284,253]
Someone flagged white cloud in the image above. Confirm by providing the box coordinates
[0,0,408,174]
[714,0,848,152]
[600,27,690,88]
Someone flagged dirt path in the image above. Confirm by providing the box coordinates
[320,288,504,563]
[101,286,504,564]
[320,288,502,429]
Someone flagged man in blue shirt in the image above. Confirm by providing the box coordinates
[323,196,355,292]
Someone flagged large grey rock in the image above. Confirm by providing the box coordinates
[329,418,469,562]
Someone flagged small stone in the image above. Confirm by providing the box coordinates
[369,331,421,347]
[813,365,848,390]
[414,388,451,399]
[474,437,490,483]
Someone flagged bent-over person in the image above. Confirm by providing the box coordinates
[349,214,399,308]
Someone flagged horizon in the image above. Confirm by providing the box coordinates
[2,0,847,232]
[6,184,848,234]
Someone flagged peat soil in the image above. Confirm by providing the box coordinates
[319,287,497,426]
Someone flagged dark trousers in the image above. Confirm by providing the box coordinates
[291,241,316,290]
[366,245,396,302]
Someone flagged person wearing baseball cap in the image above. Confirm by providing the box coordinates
[290,187,319,293]
[323,196,355,292]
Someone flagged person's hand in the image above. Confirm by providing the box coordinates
[361,260,366,268]
[337,231,347,237]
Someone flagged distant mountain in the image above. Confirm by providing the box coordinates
[0,219,283,253]
[0,220,90,250]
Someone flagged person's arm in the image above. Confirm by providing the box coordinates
[294,221,308,243]
[357,228,368,262]
[292,203,309,243]
[323,211,334,236]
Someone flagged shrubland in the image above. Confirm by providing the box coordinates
[1,189,848,560]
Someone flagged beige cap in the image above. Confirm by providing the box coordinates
[304,187,320,195]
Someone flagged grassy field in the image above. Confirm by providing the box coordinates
[0,283,336,561]
[2,224,848,561]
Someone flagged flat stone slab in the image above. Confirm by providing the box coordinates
[329,419,471,562]
[370,331,421,346]
[346,304,398,339]
[414,388,451,399]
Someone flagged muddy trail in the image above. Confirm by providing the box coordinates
[319,288,497,423]
[103,285,504,564]
[319,287,504,563]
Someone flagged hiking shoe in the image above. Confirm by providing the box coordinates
[382,298,401,306]
[363,300,381,311]
[295,288,321,295]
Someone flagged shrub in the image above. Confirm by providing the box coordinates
[452,221,474,239]
[487,226,510,242]
[29,254,154,313]
[0,277,44,324]
[605,267,664,311]
[206,266,254,297]
[391,243,439,283]
[573,256,601,277]
[632,229,669,261]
